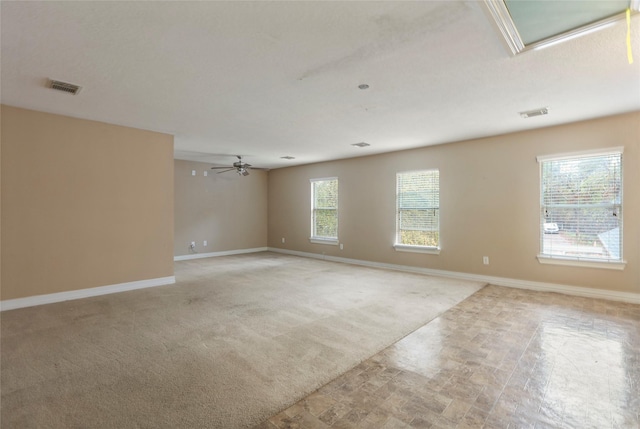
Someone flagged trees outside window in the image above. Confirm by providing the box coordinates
[311,178,338,241]
[396,170,439,248]
[539,150,622,262]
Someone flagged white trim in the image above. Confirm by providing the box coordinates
[0,276,176,312]
[173,247,268,261]
[528,14,623,52]
[267,247,640,304]
[394,244,440,255]
[396,168,439,175]
[537,255,626,270]
[480,0,524,56]
[536,146,624,163]
[309,237,339,245]
[309,176,338,183]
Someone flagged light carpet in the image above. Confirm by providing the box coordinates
[1,252,485,428]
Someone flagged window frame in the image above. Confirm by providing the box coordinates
[394,169,441,255]
[309,177,339,245]
[537,147,626,270]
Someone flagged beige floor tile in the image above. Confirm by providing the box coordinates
[255,286,640,429]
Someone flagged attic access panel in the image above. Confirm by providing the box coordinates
[484,0,639,55]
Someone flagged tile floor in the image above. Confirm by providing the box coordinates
[254,285,640,429]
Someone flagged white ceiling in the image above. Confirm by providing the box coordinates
[2,1,639,169]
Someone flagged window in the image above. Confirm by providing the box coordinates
[395,170,440,253]
[538,148,625,269]
[310,178,338,244]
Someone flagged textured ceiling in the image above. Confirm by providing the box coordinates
[2,1,639,169]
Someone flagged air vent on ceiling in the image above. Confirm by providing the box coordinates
[48,79,82,95]
[280,156,296,160]
[519,107,548,118]
[352,142,371,147]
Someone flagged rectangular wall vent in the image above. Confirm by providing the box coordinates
[48,79,82,95]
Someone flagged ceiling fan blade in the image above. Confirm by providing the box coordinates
[210,156,261,176]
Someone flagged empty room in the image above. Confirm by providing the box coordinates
[1,1,639,428]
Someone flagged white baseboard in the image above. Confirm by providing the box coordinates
[5,248,634,311]
[268,247,640,304]
[0,276,176,312]
[174,247,268,261]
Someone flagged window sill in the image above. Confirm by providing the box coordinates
[537,255,626,270]
[394,244,440,255]
[309,237,339,246]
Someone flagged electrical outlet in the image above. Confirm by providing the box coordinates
[191,170,196,176]
[483,256,489,265]
[281,237,285,244]
[203,240,207,246]
[190,241,196,249]
[204,171,208,177]
[340,243,344,250]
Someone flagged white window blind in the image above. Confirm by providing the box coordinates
[539,150,622,262]
[311,178,338,240]
[396,170,439,248]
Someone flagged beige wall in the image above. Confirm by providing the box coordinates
[174,160,267,256]
[3,105,636,300]
[1,105,175,300]
[268,112,640,294]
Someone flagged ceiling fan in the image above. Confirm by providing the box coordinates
[210,155,264,176]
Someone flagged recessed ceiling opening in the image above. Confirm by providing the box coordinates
[483,0,639,55]
[352,142,371,148]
